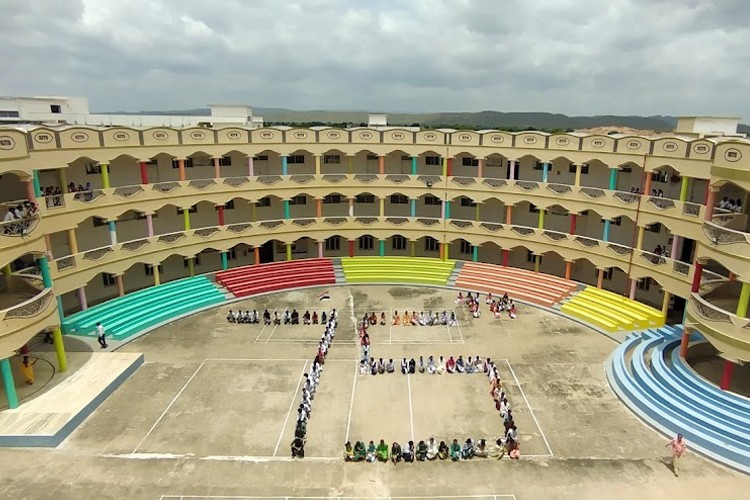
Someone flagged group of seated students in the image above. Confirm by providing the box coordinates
[2,201,37,235]
[360,354,493,376]
[344,435,520,463]
[291,309,338,459]
[391,310,458,327]
[717,196,744,213]
[227,309,333,326]
[456,291,517,320]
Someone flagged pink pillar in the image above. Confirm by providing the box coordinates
[597,269,604,289]
[24,180,37,203]
[477,158,484,178]
[720,360,734,390]
[508,160,517,181]
[248,156,254,177]
[213,157,221,179]
[77,287,88,311]
[116,275,125,297]
[704,188,718,221]
[146,214,154,237]
[629,278,637,299]
[318,241,324,258]
[670,236,680,260]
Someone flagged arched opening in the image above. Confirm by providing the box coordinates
[569,258,597,286]
[546,156,575,186]
[222,197,253,225]
[616,161,645,194]
[351,150,379,175]
[355,234,378,256]
[253,150,282,176]
[287,192,315,219]
[322,235,346,258]
[320,149,348,175]
[220,150,251,178]
[103,154,140,187]
[288,237,316,259]
[578,159,610,190]
[515,154,542,182]
[0,171,29,205]
[505,245,536,272]
[477,198,506,224]
[476,241,502,265]
[68,215,114,252]
[484,153,508,180]
[153,204,187,235]
[416,194,442,219]
[511,201,539,229]
[542,204,571,233]
[452,151,479,178]
[648,165,682,199]
[384,150,412,175]
[253,194,284,222]
[320,192,349,218]
[387,234,410,256]
[286,149,315,175]
[184,151,214,182]
[450,194,477,222]
[144,152,178,184]
[450,238,475,262]
[352,191,378,217]
[713,180,749,232]
[414,235,441,258]
[383,192,410,217]
[416,150,443,176]
[538,250,566,278]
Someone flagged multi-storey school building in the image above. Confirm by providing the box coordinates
[1,97,749,410]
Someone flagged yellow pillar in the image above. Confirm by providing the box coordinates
[251,203,257,222]
[475,203,480,222]
[100,163,110,189]
[662,291,671,317]
[58,168,68,192]
[379,198,385,217]
[315,155,321,175]
[534,255,540,273]
[444,242,449,260]
[52,327,67,372]
[153,265,160,286]
[116,274,125,297]
[187,257,195,277]
[183,209,191,231]
[67,229,78,254]
[574,164,582,187]
[636,226,645,250]
[286,243,292,261]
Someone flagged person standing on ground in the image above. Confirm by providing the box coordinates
[665,434,687,477]
[96,322,108,348]
[20,356,37,385]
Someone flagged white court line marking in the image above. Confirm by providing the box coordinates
[389,307,393,344]
[452,308,466,343]
[273,360,309,456]
[445,315,454,344]
[133,360,207,454]
[504,358,554,457]
[254,308,276,342]
[406,373,415,442]
[344,360,359,444]
[265,308,287,343]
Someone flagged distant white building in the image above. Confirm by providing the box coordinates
[0,96,263,128]
[674,116,744,138]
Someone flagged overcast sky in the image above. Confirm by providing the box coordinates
[2,0,749,117]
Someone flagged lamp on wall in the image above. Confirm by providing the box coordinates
[426,181,433,188]
[711,236,719,245]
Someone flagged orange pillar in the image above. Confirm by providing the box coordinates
[439,243,445,260]
[720,360,734,390]
[642,172,652,195]
[565,261,572,280]
[505,206,512,225]
[116,275,125,297]
[213,157,221,179]
[178,159,186,181]
[680,326,692,358]
[316,199,322,218]
[596,269,604,289]
[378,155,385,175]
[254,246,260,265]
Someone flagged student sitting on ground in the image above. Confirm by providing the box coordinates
[462,438,475,459]
[303,311,311,325]
[353,441,366,462]
[368,312,378,325]
[291,309,299,325]
[376,439,389,462]
[291,436,305,458]
[426,438,439,460]
[416,440,428,461]
[449,311,457,327]
[455,291,464,303]
[403,440,415,462]
[344,441,354,461]
[465,356,476,374]
[411,312,419,326]
[359,359,369,375]
[273,311,281,325]
[427,355,436,374]
[436,356,446,374]
[401,358,409,374]
[283,310,291,324]
[321,311,327,324]
[456,355,466,373]
[508,302,517,319]
[402,310,410,326]
[366,441,377,463]
[380,312,386,325]
[263,309,271,325]
[485,292,493,305]
[450,439,462,461]
[446,356,457,373]
[474,439,488,458]
[312,311,318,324]
[392,311,401,326]
[488,439,504,459]
[370,358,378,375]
[252,310,260,323]
[227,310,236,323]
[438,440,450,460]
[408,358,416,374]
[418,356,426,373]
[377,358,386,375]
[386,359,395,373]
[391,442,402,465]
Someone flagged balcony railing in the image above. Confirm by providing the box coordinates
[0,213,41,237]
[702,221,750,245]
[0,287,54,320]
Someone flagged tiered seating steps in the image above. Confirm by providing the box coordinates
[63,276,225,340]
[341,256,455,286]
[216,258,336,298]
[454,262,578,307]
[561,287,664,332]
[606,326,750,474]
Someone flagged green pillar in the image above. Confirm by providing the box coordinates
[221,251,228,270]
[52,327,67,372]
[472,245,478,262]
[38,256,52,288]
[100,163,110,189]
[537,209,545,230]
[609,168,618,190]
[2,264,11,277]
[56,297,65,324]
[187,257,195,277]
[286,243,292,261]
[444,200,451,219]
[284,200,290,219]
[0,358,19,409]
[379,239,385,256]
[183,210,191,231]
[603,220,611,242]
[410,240,415,257]
[680,175,690,202]
[737,282,750,318]
[411,156,417,175]
[32,170,42,198]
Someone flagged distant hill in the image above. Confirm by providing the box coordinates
[100,107,747,133]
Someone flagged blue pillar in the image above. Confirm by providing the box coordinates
[410,199,416,218]
[107,221,117,245]
[38,256,52,288]
[411,156,417,175]
[444,200,451,219]
[542,162,550,183]
[0,358,19,409]
[284,200,290,219]
[609,168,617,190]
[282,156,288,176]
[56,297,65,324]
[32,170,42,198]
[603,220,611,242]
[472,245,478,262]
[221,251,228,270]
[379,239,385,257]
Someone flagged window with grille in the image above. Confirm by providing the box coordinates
[460,197,476,207]
[255,197,271,207]
[425,156,441,166]
[356,194,375,203]
[287,155,305,164]
[424,196,442,206]
[569,164,589,174]
[460,240,472,254]
[358,235,374,250]
[323,155,341,164]
[462,157,478,167]
[392,236,407,250]
[390,194,408,204]
[325,237,341,251]
[323,194,342,204]
[144,264,163,276]
[102,273,116,287]
[290,195,307,205]
[424,237,439,252]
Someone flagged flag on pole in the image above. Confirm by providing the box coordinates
[318,291,331,301]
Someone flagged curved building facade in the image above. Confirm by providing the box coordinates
[1,116,749,406]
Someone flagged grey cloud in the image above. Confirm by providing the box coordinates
[0,0,748,118]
